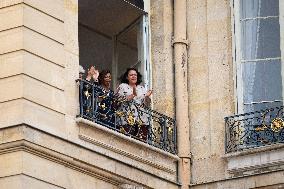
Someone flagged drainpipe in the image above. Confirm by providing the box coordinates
[173,0,191,188]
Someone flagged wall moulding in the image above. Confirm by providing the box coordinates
[0,125,151,187]
[0,124,180,188]
[223,144,284,177]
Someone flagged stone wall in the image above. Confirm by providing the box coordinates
[0,0,180,188]
[187,0,284,188]
[187,0,234,185]
[1,0,284,188]
[0,0,66,137]
[150,0,175,118]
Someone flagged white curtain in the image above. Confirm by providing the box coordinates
[241,0,282,112]
[241,0,260,108]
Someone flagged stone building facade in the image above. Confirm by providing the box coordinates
[0,0,284,189]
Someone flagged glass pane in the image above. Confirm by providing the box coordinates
[241,18,280,60]
[242,60,282,105]
[240,0,279,19]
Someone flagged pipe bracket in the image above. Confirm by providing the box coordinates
[172,37,190,47]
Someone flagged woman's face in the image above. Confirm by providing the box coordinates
[127,70,137,85]
[102,73,111,87]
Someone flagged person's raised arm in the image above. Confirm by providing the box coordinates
[86,66,99,83]
[93,68,99,83]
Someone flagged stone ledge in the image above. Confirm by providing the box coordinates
[224,143,284,158]
[77,117,179,160]
[76,117,179,182]
[223,144,284,177]
[189,170,284,189]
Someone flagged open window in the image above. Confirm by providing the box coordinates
[78,0,150,90]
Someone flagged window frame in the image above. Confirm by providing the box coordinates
[111,0,151,90]
[231,0,283,114]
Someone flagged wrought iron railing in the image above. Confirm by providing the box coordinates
[225,106,284,153]
[76,79,177,154]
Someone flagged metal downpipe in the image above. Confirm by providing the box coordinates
[173,0,191,188]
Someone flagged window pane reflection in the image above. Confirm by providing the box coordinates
[241,18,280,60]
[242,60,282,105]
[240,0,279,19]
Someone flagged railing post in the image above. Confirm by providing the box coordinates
[147,115,152,145]
[173,120,177,154]
[78,79,84,117]
[224,117,228,153]
[92,84,97,122]
[161,117,167,151]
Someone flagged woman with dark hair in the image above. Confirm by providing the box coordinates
[116,68,152,141]
[94,69,116,128]
[98,69,111,89]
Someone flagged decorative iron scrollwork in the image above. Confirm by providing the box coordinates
[271,118,284,132]
[77,79,177,154]
[225,106,284,153]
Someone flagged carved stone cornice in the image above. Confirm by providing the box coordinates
[119,184,144,189]
[76,117,179,176]
[224,144,284,177]
[0,124,180,188]
[0,139,121,186]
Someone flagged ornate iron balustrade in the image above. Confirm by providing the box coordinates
[76,79,177,154]
[225,106,284,153]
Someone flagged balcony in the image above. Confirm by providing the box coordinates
[76,79,177,154]
[225,106,284,153]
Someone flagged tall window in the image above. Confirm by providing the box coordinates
[233,0,282,113]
